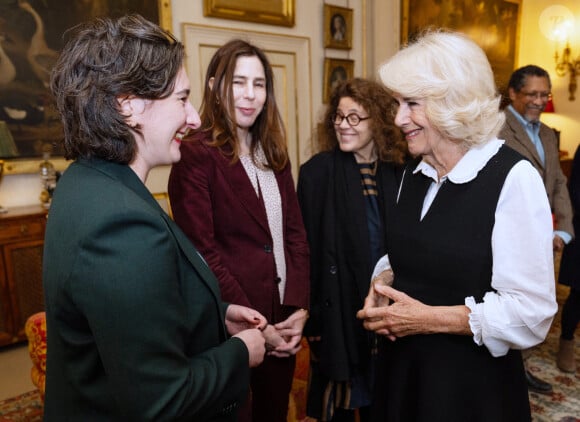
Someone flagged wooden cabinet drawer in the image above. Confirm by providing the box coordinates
[0,219,45,242]
[0,205,47,347]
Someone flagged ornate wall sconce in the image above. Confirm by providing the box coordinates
[539,5,578,101]
[555,42,580,101]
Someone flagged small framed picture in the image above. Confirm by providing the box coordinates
[324,5,353,50]
[323,58,354,103]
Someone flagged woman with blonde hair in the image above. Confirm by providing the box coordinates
[357,30,557,421]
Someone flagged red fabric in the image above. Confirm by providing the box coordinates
[24,312,47,401]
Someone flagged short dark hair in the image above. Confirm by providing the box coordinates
[508,65,552,92]
[50,14,185,163]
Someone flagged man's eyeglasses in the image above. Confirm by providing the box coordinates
[520,91,551,101]
[331,112,371,127]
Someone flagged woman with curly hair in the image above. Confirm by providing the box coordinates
[297,77,407,422]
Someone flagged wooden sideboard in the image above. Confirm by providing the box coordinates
[0,205,47,347]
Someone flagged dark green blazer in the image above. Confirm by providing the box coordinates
[43,158,249,421]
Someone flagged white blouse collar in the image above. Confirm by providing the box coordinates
[414,138,505,184]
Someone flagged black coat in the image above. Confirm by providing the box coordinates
[559,145,580,289]
[297,148,401,380]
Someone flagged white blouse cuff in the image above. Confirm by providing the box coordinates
[465,296,482,346]
[465,296,511,357]
[371,255,391,280]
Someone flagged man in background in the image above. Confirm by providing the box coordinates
[499,64,574,395]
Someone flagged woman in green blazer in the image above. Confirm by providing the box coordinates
[43,15,266,421]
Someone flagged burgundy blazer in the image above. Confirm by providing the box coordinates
[168,131,309,321]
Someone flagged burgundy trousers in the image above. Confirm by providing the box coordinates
[237,353,296,422]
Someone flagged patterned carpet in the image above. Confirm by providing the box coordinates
[0,390,42,422]
[527,283,580,422]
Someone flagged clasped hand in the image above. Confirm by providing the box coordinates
[263,308,309,358]
[226,304,267,367]
[357,273,431,341]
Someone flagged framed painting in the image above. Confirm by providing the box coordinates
[324,4,353,50]
[0,0,172,174]
[401,0,520,94]
[323,58,354,103]
[203,0,295,27]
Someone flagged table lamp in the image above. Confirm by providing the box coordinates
[0,121,18,213]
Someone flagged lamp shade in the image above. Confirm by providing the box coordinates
[544,96,555,113]
[0,121,18,157]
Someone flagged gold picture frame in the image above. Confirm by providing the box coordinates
[401,0,520,95]
[203,0,295,27]
[153,192,173,219]
[158,0,173,32]
[324,5,353,50]
[1,0,172,175]
[323,58,354,103]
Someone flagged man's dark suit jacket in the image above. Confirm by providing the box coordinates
[499,109,574,237]
[43,158,249,421]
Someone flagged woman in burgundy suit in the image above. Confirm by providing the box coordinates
[168,39,310,422]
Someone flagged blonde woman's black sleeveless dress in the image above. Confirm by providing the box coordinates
[372,146,531,422]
